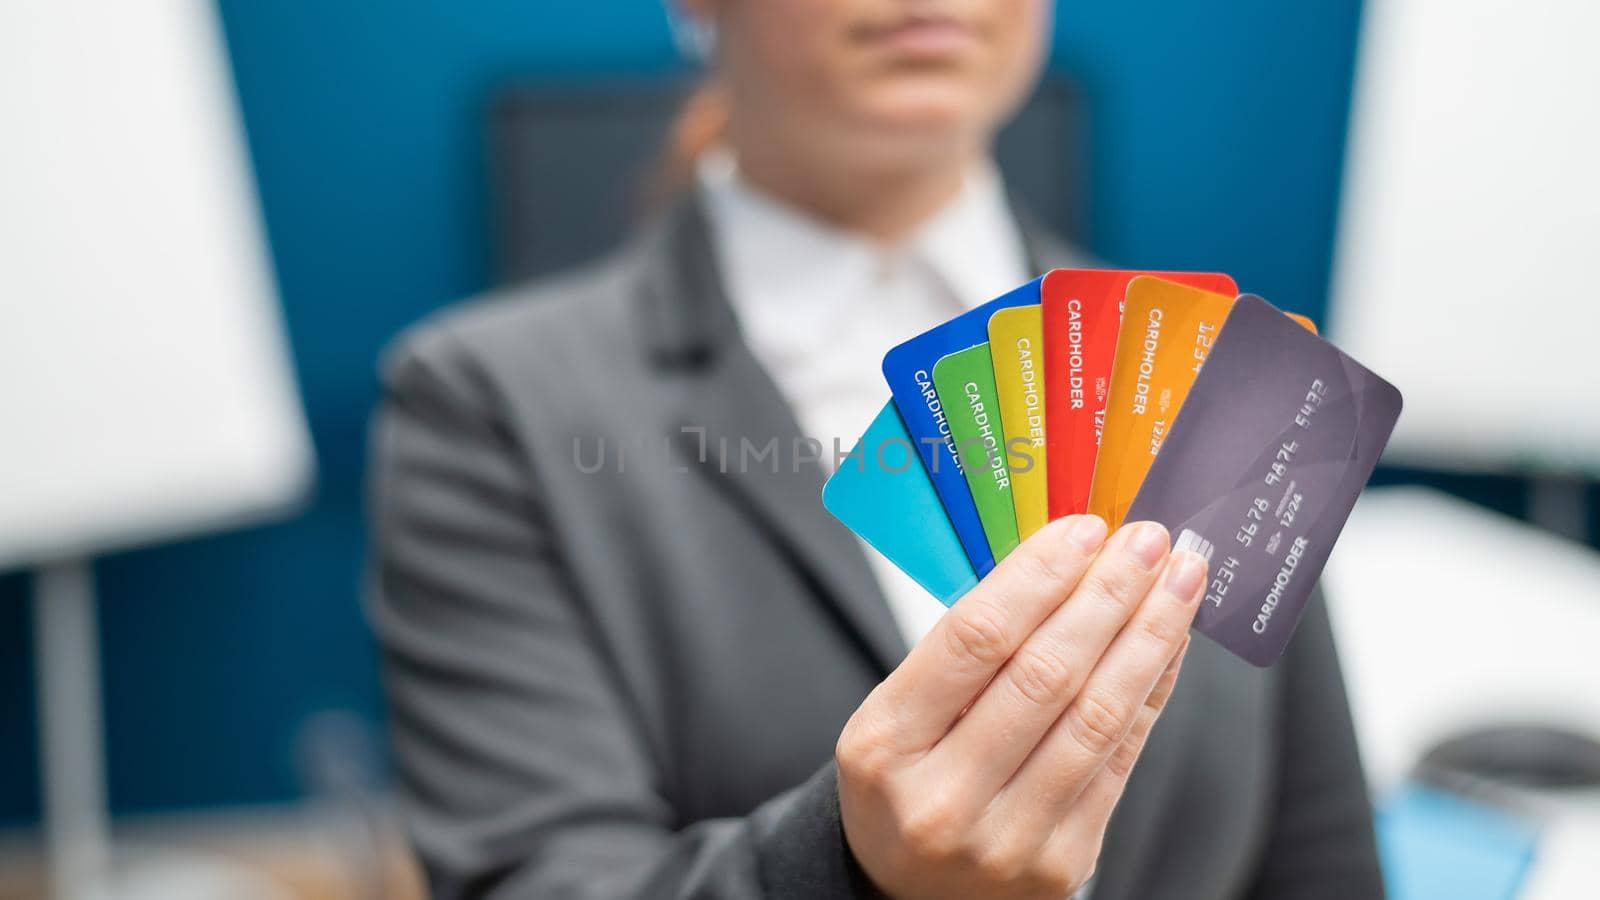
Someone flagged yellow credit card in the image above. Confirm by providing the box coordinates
[1090,278,1316,527]
[987,306,1048,539]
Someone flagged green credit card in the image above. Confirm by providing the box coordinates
[932,343,1020,561]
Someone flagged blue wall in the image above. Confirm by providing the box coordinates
[1,1,1375,823]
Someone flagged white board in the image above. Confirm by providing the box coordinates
[1330,0,1600,474]
[0,0,314,571]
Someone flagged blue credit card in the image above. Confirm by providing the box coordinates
[822,401,979,607]
[883,277,1044,575]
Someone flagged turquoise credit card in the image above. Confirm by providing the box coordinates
[822,401,979,607]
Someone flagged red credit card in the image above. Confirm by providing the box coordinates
[1041,269,1238,520]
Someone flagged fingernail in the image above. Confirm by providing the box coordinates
[1164,551,1207,602]
[1067,515,1109,552]
[1123,521,1169,570]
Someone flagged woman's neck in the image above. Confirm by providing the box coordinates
[724,120,983,245]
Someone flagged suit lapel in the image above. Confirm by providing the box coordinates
[637,198,908,676]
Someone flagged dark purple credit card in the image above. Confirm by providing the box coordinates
[1125,295,1403,667]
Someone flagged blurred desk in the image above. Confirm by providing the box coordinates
[1326,487,1600,897]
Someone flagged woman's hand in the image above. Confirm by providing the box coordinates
[836,515,1206,899]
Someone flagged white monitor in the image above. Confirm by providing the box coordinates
[1330,0,1600,475]
[0,0,314,571]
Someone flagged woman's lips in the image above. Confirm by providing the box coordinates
[855,17,979,58]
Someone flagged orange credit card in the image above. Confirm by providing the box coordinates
[1088,277,1315,528]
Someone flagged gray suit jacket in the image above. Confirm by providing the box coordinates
[368,196,1384,899]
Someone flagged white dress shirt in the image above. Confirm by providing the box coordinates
[698,149,1031,649]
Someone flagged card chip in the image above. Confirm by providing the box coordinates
[1175,528,1215,563]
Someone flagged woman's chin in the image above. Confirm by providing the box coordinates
[846,78,1010,137]
[840,103,970,140]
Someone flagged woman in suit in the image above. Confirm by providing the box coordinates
[369,1,1385,897]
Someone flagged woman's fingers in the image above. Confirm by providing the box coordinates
[997,550,1205,821]
[927,521,1173,791]
[979,637,1189,875]
[1039,638,1190,869]
[860,515,1109,753]
[836,522,1203,900]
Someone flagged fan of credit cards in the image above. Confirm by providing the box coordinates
[821,270,1403,667]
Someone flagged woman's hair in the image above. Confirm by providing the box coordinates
[648,78,729,207]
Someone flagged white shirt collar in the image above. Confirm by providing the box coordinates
[694,149,1034,653]
[908,158,1033,310]
[696,148,1031,330]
